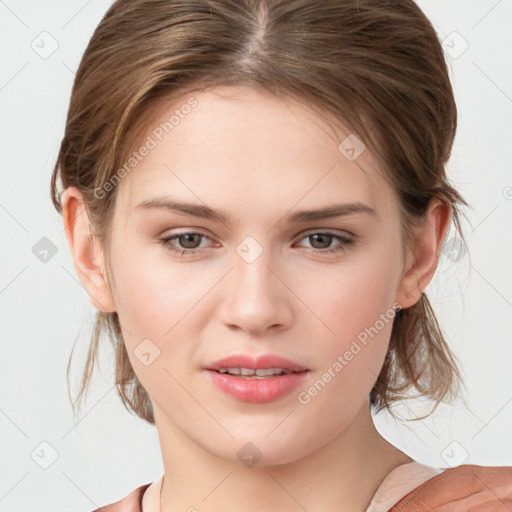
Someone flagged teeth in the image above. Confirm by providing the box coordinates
[218,367,292,377]
[220,367,241,375]
[255,368,291,376]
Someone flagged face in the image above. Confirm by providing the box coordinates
[101,86,410,465]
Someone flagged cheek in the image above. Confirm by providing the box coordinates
[304,252,400,349]
[107,241,227,388]
[109,240,207,336]
[294,249,401,400]
[107,253,200,409]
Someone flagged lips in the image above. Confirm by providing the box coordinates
[203,354,310,403]
[205,354,309,373]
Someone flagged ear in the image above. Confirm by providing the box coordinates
[396,196,452,309]
[61,187,116,313]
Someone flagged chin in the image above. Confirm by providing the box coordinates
[202,431,313,468]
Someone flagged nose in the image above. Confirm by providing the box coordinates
[218,247,294,336]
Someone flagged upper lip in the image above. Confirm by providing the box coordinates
[205,354,308,372]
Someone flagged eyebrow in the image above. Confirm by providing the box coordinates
[135,196,377,224]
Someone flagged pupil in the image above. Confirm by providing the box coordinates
[180,233,200,249]
[311,234,331,249]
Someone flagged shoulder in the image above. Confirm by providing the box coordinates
[90,483,152,512]
[366,461,442,512]
[389,464,512,511]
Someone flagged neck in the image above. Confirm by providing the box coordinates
[153,402,412,512]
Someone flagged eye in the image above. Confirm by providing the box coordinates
[159,231,213,256]
[294,231,355,255]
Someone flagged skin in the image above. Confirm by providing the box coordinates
[62,86,451,511]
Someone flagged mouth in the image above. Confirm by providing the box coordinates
[203,354,310,403]
[215,367,299,378]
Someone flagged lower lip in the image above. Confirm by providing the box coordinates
[204,370,309,403]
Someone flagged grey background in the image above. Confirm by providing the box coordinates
[1,0,511,510]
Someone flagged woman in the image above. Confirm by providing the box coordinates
[51,0,512,510]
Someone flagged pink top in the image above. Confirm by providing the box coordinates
[365,461,443,511]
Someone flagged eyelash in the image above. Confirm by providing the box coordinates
[158,230,355,257]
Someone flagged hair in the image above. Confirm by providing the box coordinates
[51,0,469,424]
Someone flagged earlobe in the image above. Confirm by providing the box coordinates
[61,187,116,313]
[395,197,452,309]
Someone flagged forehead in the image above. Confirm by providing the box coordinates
[117,86,397,223]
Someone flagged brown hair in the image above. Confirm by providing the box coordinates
[51,0,468,424]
